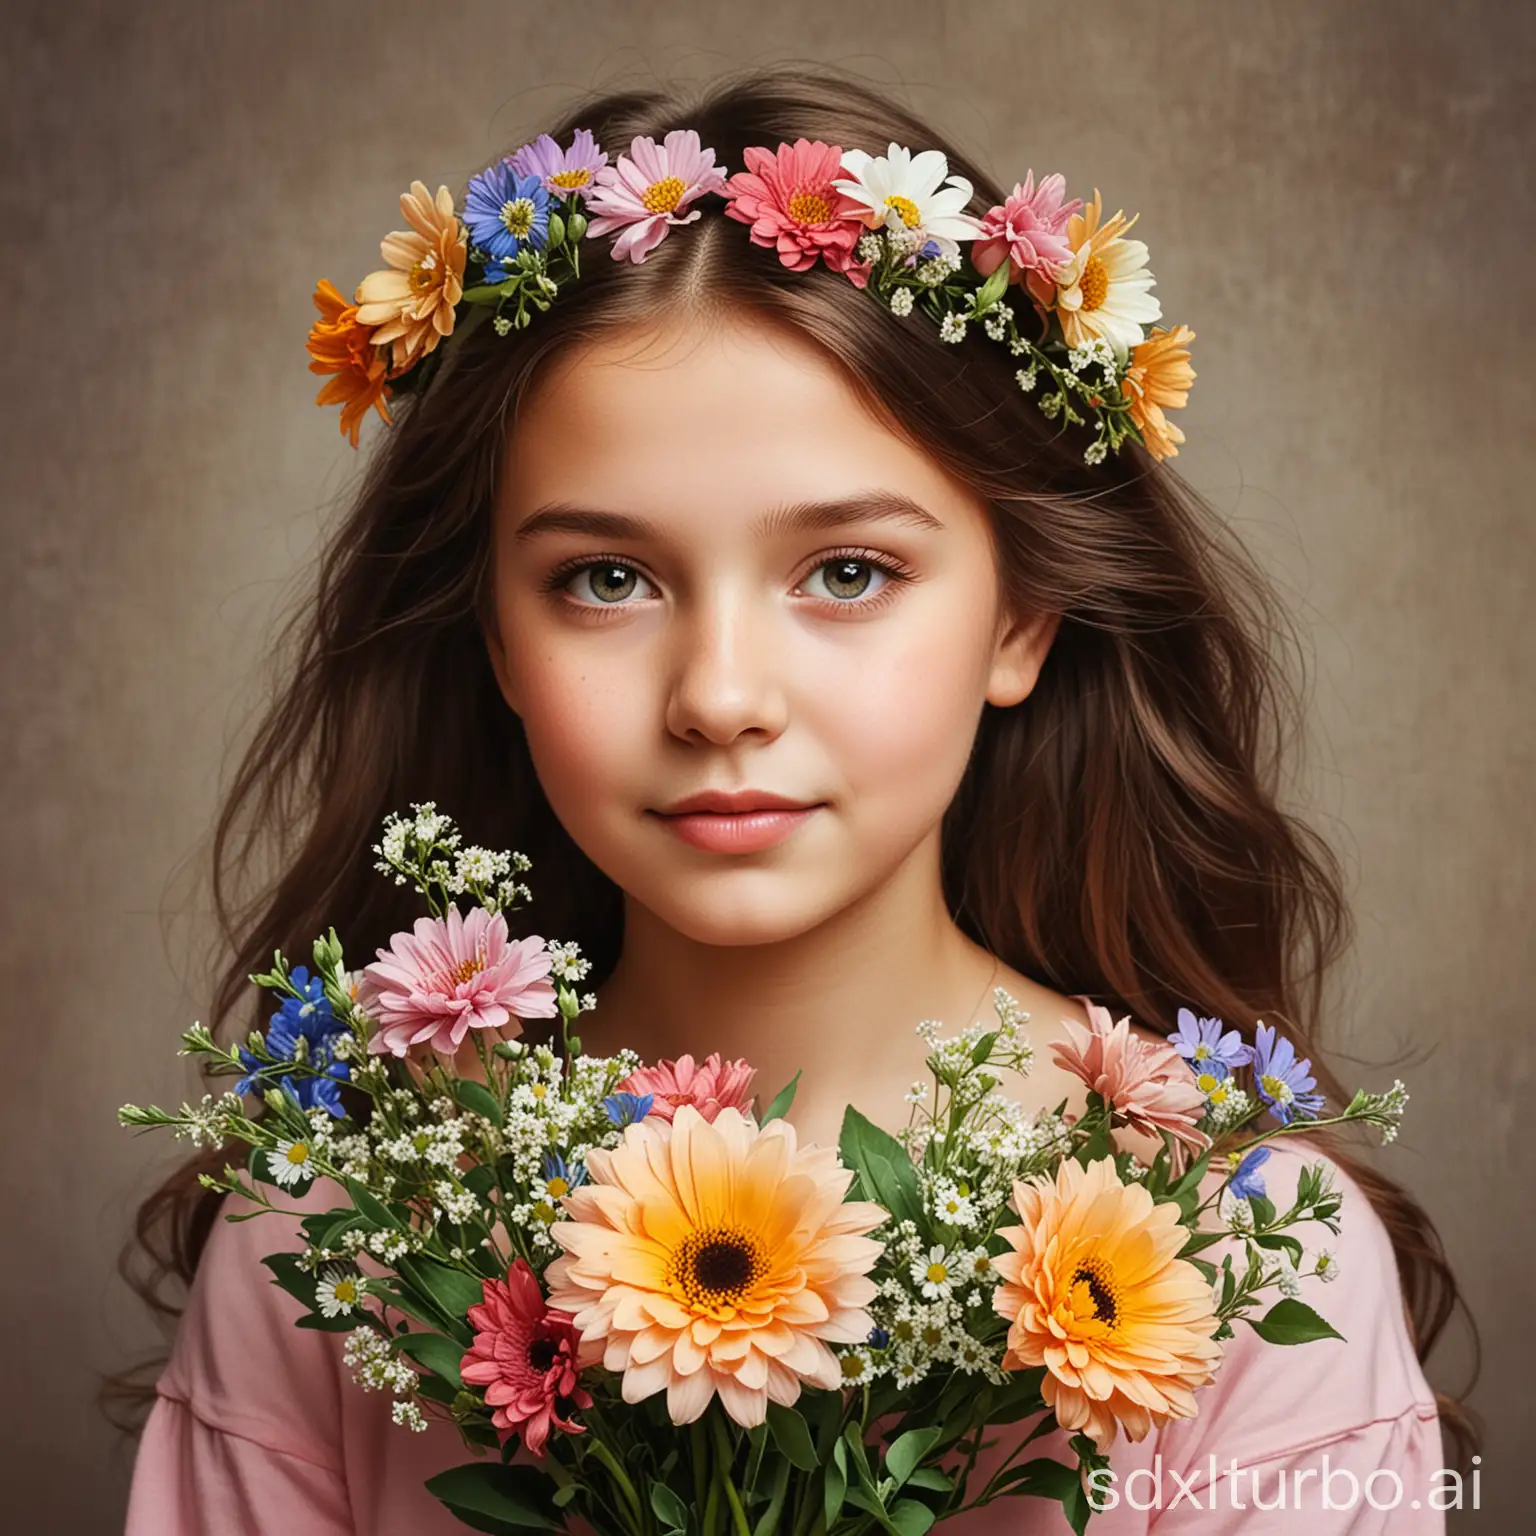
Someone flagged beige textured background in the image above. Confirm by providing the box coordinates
[4,1,1529,1529]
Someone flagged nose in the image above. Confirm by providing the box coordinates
[663,581,789,747]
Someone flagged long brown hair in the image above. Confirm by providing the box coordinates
[110,62,1479,1461]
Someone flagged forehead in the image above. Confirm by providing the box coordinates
[499,312,974,533]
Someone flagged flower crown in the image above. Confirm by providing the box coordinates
[306,128,1196,464]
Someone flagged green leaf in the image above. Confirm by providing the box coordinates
[460,283,514,307]
[1246,1298,1345,1345]
[765,1401,819,1471]
[424,1462,562,1530]
[1248,1194,1278,1229]
[974,259,1011,313]
[452,1077,504,1126]
[905,1468,952,1492]
[401,1254,487,1317]
[885,1426,943,1489]
[760,1069,802,1124]
[969,1031,998,1066]
[396,1329,466,1387]
[888,1501,937,1536]
[344,1176,403,1232]
[649,1481,690,1532]
[1252,1232,1305,1265]
[822,1459,847,1527]
[838,1106,923,1228]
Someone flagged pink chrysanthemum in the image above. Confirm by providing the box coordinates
[970,170,1081,285]
[722,139,873,290]
[357,903,558,1058]
[615,1052,758,1124]
[459,1260,598,1457]
[583,128,730,265]
[1051,1000,1209,1150]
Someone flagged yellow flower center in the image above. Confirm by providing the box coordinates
[883,193,922,228]
[545,1175,569,1198]
[926,1261,949,1285]
[549,168,592,191]
[840,1353,868,1379]
[532,1201,557,1224]
[892,1319,916,1343]
[407,250,440,294]
[1066,1253,1119,1329]
[1261,1074,1293,1104]
[531,1082,548,1099]
[1196,1071,1223,1095]
[1079,255,1110,312]
[788,189,833,223]
[1208,1082,1230,1105]
[333,1278,357,1305]
[668,1225,769,1313]
[642,176,687,214]
[499,197,536,237]
[285,1142,310,1166]
[446,950,487,985]
[920,1323,944,1348]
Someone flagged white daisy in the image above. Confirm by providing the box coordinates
[268,1138,314,1187]
[911,1243,957,1301]
[833,142,982,261]
[316,1268,362,1318]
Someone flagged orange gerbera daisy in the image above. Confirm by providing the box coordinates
[543,1103,886,1428]
[305,279,394,448]
[1123,325,1197,461]
[353,180,467,373]
[992,1156,1224,1451]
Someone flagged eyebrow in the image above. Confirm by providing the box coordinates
[510,491,947,545]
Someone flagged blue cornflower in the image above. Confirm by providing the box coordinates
[1170,1008,1254,1080]
[465,160,551,280]
[602,1091,654,1128]
[235,966,350,1113]
[539,1150,588,1198]
[1252,1022,1324,1125]
[1227,1146,1271,1201]
[867,1325,890,1350]
[281,1062,350,1119]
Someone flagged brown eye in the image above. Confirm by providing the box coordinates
[804,557,884,603]
[569,562,645,604]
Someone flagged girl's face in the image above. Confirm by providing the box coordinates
[484,311,1058,947]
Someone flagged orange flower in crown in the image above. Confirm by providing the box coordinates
[353,180,467,373]
[1122,324,1197,461]
[304,280,393,448]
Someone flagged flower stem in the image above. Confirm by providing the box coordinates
[709,1411,752,1536]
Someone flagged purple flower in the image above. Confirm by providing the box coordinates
[1252,1022,1324,1124]
[507,128,609,203]
[1227,1145,1271,1200]
[1170,1007,1255,1081]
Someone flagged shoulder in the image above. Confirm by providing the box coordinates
[1159,1137,1440,1469]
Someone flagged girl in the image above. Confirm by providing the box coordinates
[116,65,1474,1533]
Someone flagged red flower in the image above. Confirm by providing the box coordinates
[459,1259,596,1456]
[722,139,873,289]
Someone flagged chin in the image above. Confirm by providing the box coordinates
[631,875,856,949]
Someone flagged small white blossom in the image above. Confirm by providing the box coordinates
[1315,1249,1341,1284]
[938,313,967,344]
[889,287,915,318]
[267,1139,315,1187]
[316,1268,362,1318]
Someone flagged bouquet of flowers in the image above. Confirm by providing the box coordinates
[121,804,1410,1534]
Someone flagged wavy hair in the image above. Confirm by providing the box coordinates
[108,62,1479,1462]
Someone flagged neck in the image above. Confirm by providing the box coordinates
[581,830,1000,1088]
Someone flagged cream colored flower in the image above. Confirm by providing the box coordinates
[353,180,467,372]
[543,1103,886,1428]
[1027,189,1160,354]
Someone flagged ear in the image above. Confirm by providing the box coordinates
[985,605,1062,708]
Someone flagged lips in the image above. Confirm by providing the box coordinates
[655,788,821,816]
[649,790,825,854]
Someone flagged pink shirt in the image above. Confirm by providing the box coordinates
[125,1138,1445,1533]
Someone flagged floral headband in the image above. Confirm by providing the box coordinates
[306,128,1195,463]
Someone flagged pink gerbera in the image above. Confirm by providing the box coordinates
[357,903,558,1058]
[615,1052,757,1124]
[970,170,1081,285]
[459,1260,598,1456]
[1051,999,1209,1151]
[722,139,873,290]
[583,128,730,265]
